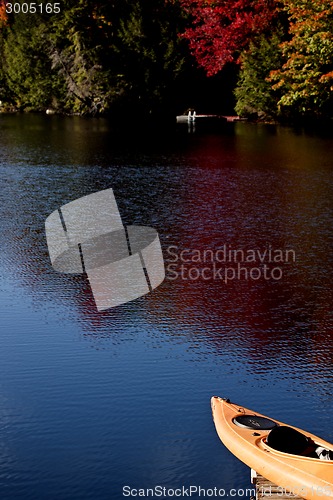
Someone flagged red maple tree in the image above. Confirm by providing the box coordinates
[179,0,277,76]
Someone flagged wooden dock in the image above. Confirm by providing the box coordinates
[251,470,305,500]
[176,113,246,124]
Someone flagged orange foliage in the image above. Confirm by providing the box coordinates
[0,1,8,27]
[268,0,333,114]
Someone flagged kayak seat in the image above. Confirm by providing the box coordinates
[267,426,316,456]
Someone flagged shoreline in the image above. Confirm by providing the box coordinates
[2,108,333,130]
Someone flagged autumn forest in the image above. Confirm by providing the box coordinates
[0,0,333,121]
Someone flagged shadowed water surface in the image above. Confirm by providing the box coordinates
[0,115,332,499]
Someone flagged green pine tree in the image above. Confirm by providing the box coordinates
[235,31,284,120]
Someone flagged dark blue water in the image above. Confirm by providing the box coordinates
[0,114,333,499]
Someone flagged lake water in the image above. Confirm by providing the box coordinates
[0,114,332,500]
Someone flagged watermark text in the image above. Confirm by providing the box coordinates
[166,245,296,283]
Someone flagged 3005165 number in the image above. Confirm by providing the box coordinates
[5,3,61,14]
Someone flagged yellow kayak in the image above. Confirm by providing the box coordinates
[211,397,333,500]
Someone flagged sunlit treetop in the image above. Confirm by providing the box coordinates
[269,0,333,114]
[179,0,278,76]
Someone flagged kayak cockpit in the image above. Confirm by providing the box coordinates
[264,426,333,461]
[230,412,333,461]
